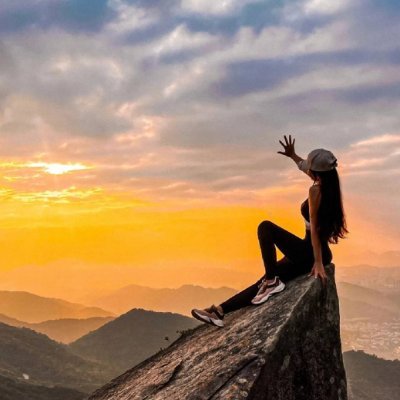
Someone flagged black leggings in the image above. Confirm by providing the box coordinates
[220,220,332,314]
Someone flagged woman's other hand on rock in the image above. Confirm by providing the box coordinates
[308,261,328,285]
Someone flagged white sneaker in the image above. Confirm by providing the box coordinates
[251,277,285,305]
[191,304,224,327]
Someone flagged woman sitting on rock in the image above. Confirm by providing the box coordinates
[191,134,348,327]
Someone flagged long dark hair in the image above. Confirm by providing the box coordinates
[310,168,349,244]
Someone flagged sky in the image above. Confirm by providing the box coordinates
[0,0,399,299]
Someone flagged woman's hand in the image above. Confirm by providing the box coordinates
[308,261,328,285]
[277,134,296,158]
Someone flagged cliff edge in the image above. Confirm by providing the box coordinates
[88,263,347,400]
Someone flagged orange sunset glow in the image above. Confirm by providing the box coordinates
[0,145,398,301]
[0,0,399,306]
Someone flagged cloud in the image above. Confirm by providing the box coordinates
[211,48,400,99]
[335,82,400,104]
[0,0,399,211]
[180,0,256,16]
[213,58,309,97]
[0,0,115,34]
[350,133,400,147]
[0,186,103,204]
[339,132,400,227]
[343,133,400,173]
[302,0,354,16]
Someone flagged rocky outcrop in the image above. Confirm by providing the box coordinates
[88,263,347,400]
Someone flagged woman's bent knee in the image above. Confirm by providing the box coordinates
[257,220,274,237]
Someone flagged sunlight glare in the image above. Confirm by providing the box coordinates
[27,162,90,175]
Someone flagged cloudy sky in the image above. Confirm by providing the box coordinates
[0,0,399,297]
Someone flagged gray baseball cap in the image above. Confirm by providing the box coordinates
[297,148,338,173]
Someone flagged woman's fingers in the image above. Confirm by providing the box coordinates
[318,271,328,285]
[278,134,296,156]
[280,134,295,147]
[308,267,327,284]
[284,135,289,145]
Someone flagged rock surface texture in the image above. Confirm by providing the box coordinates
[88,263,347,400]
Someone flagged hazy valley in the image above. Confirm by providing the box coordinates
[0,264,399,399]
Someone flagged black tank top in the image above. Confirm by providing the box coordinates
[301,198,310,223]
[301,196,331,246]
[301,183,320,228]
[300,191,333,263]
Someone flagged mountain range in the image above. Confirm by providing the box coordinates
[85,284,237,316]
[336,265,400,295]
[0,314,115,344]
[0,322,112,393]
[0,300,399,400]
[69,308,200,376]
[0,374,86,400]
[344,350,400,400]
[0,308,199,397]
[0,291,114,323]
[337,281,400,321]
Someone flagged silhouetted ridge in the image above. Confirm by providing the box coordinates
[343,350,400,400]
[0,322,111,393]
[0,374,86,400]
[69,309,199,376]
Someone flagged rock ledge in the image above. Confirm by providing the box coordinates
[88,263,347,400]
